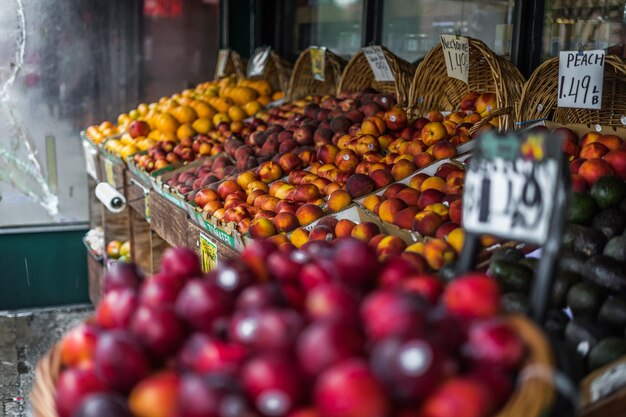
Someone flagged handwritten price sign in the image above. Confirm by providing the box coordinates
[362,46,395,82]
[247,46,271,78]
[440,35,469,84]
[558,50,605,110]
[216,49,230,78]
[310,47,326,81]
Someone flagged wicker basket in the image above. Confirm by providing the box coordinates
[408,37,525,131]
[30,315,554,417]
[516,55,626,127]
[286,47,347,101]
[247,50,293,94]
[214,49,247,80]
[337,45,415,106]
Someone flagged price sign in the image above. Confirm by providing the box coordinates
[310,46,326,81]
[558,50,605,109]
[247,46,271,78]
[200,232,218,272]
[440,34,469,84]
[362,46,394,82]
[104,158,115,187]
[462,131,564,245]
[216,49,230,78]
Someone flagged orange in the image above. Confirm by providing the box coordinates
[272,91,284,101]
[99,121,114,130]
[227,106,246,122]
[420,176,445,192]
[155,113,180,133]
[159,131,178,142]
[243,101,263,116]
[119,144,139,159]
[137,138,155,151]
[176,124,196,140]
[171,105,198,124]
[213,113,231,126]
[192,118,213,134]
[190,100,216,119]
[148,129,162,140]
[257,95,271,106]
[233,87,259,104]
[251,79,272,96]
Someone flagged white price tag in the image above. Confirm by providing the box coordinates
[247,46,271,78]
[440,34,469,84]
[82,141,98,180]
[558,50,605,109]
[309,46,326,81]
[362,46,395,82]
[216,49,229,78]
[463,133,562,245]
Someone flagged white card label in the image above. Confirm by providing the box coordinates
[362,46,395,82]
[216,49,229,78]
[440,35,469,84]
[247,46,271,78]
[310,46,326,81]
[558,50,605,109]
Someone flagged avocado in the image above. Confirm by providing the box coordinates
[563,224,590,249]
[574,229,607,257]
[587,338,626,372]
[488,259,534,293]
[598,296,626,331]
[592,209,626,238]
[568,192,598,225]
[490,247,525,263]
[581,255,626,292]
[590,176,626,209]
[566,281,607,316]
[518,257,539,271]
[565,316,611,356]
[544,308,570,338]
[501,292,529,314]
[560,249,588,274]
[551,270,582,307]
[604,236,626,262]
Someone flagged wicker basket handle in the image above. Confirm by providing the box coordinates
[468,106,513,136]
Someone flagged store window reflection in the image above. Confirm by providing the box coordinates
[293,0,364,58]
[382,0,515,63]
[543,0,626,59]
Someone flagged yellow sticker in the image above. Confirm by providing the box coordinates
[310,47,326,81]
[104,159,115,187]
[144,194,151,221]
[200,233,218,272]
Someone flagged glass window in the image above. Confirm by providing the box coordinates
[542,1,626,59]
[293,0,364,58]
[382,0,516,63]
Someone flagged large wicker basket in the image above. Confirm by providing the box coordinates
[407,37,525,131]
[337,45,415,107]
[286,47,347,101]
[516,55,626,127]
[30,314,554,417]
[247,49,293,94]
[214,49,247,80]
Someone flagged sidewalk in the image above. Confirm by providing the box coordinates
[0,305,92,417]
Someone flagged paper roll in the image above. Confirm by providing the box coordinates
[95,182,126,213]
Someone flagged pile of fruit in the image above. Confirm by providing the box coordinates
[56,241,527,417]
[106,240,131,262]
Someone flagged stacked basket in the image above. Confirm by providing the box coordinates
[286,47,347,101]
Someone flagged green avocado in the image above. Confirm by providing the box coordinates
[566,281,607,317]
[552,270,582,308]
[488,259,534,293]
[490,247,525,263]
[565,316,611,357]
[568,192,598,225]
[598,296,626,331]
[560,249,588,274]
[604,236,626,262]
[590,176,626,209]
[563,224,590,249]
[544,308,570,338]
[574,229,607,257]
[588,338,626,372]
[592,209,626,239]
[581,255,626,292]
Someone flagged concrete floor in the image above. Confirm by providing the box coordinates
[0,305,93,417]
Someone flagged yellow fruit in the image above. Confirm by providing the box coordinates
[213,113,231,126]
[106,240,122,259]
[257,95,271,106]
[171,105,198,124]
[148,129,162,140]
[117,113,130,126]
[447,228,464,253]
[119,144,139,159]
[272,91,284,101]
[104,139,121,151]
[243,101,263,116]
[137,139,155,151]
[159,131,178,142]
[155,113,180,133]
[251,79,273,96]
[120,133,135,145]
[137,103,149,115]
[232,87,259,105]
[120,240,131,257]
[227,106,246,122]
[192,118,213,134]
[129,109,140,119]
[210,97,233,113]
[176,123,196,140]
[191,101,216,119]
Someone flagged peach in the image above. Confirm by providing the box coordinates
[390,160,418,181]
[290,227,310,248]
[369,169,395,188]
[292,184,322,203]
[335,219,357,237]
[355,135,381,156]
[260,196,281,212]
[460,92,479,111]
[376,236,407,260]
[328,189,352,212]
[444,177,464,196]
[363,194,383,212]
[309,225,336,241]
[246,189,266,205]
[369,163,388,174]
[129,372,180,417]
[279,153,303,173]
[217,180,243,200]
[378,198,408,223]
[267,233,291,247]
[212,208,226,221]
[363,151,385,163]
[406,140,427,156]
[435,221,461,239]
[317,216,338,231]
[413,210,444,236]
[426,111,444,122]
[247,180,270,193]
[317,144,340,165]
[194,188,219,207]
[393,207,420,229]
[429,141,458,160]
[273,212,300,232]
[248,217,277,239]
[604,149,626,180]
[383,106,408,131]
[580,142,609,159]
[395,188,421,207]
[393,154,414,164]
[598,134,623,151]
[324,182,343,195]
[296,204,325,226]
[406,241,425,255]
[309,162,321,175]
[315,178,333,194]
[445,169,465,182]
[59,323,99,368]
[475,92,497,114]
[335,149,360,173]
[258,161,283,183]
[446,111,466,124]
[237,171,259,189]
[269,180,288,196]
[424,203,450,221]
[377,134,394,150]
[579,158,615,186]
[443,120,457,136]
[383,153,399,165]
[571,173,588,193]
[408,173,429,190]
[275,184,297,200]
[351,222,381,242]
[420,176,445,192]
[299,149,315,166]
[569,158,586,174]
[580,132,601,147]
[447,227,465,253]
[337,134,352,149]
[414,152,435,168]
[345,173,377,198]
[421,122,448,146]
[368,234,387,249]
[423,239,456,270]
[254,210,276,220]
[382,183,407,199]
[448,199,463,224]
[417,189,445,210]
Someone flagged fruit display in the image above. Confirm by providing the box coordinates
[161,154,237,196]
[54,243,533,417]
[83,227,105,259]
[106,240,131,262]
[85,122,123,145]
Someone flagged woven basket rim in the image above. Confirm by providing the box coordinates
[286,47,347,101]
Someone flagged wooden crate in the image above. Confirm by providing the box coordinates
[98,153,126,191]
[149,190,190,248]
[150,229,170,273]
[187,219,238,272]
[87,252,104,306]
[125,171,151,221]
